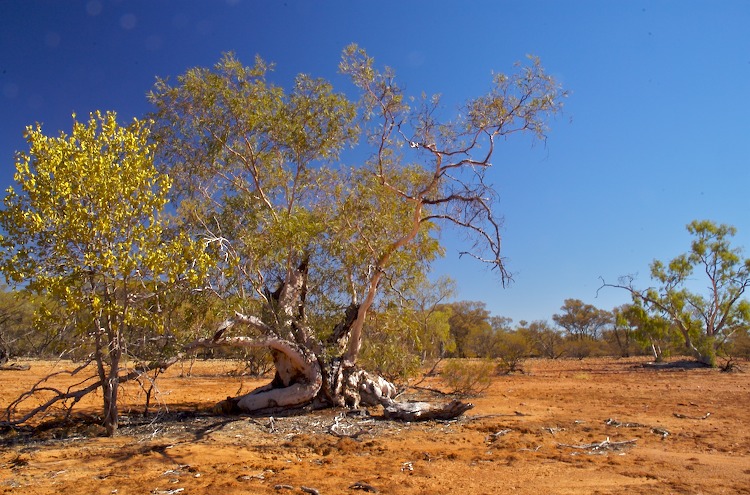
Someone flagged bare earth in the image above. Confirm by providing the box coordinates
[1,357,748,495]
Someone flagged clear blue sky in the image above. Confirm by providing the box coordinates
[2,1,749,324]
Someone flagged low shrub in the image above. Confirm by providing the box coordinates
[441,359,494,395]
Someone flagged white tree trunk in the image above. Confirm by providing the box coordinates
[186,333,323,413]
[237,380,321,410]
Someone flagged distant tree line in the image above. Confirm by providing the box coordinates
[6,288,748,372]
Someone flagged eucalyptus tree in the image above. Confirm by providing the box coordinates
[517,320,565,359]
[602,220,750,365]
[148,45,564,418]
[552,299,612,341]
[613,302,675,362]
[446,301,493,358]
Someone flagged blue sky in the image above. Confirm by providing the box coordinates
[2,0,749,324]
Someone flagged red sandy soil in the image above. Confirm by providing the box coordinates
[1,357,748,495]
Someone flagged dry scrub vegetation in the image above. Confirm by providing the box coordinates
[1,357,749,495]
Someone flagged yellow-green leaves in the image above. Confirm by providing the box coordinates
[465,55,565,138]
[0,110,212,341]
[628,220,750,365]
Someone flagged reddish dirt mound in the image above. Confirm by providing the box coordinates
[1,357,748,494]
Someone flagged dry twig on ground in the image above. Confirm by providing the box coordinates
[557,437,637,453]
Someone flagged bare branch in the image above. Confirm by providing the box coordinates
[2,356,179,427]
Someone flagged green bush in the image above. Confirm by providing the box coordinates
[441,359,494,395]
[560,338,606,360]
[494,331,530,373]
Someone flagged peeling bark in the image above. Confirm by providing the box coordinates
[343,369,397,409]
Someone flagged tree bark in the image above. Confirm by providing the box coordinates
[102,374,119,436]
[101,344,121,436]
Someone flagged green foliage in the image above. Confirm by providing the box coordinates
[517,320,565,359]
[417,306,455,359]
[148,47,564,369]
[560,336,607,360]
[149,53,362,317]
[0,287,53,359]
[359,277,457,381]
[493,331,530,373]
[0,111,211,433]
[614,220,750,365]
[552,299,612,341]
[720,326,750,360]
[360,306,422,382]
[614,303,679,361]
[441,359,494,395]
[443,301,493,358]
[0,111,211,306]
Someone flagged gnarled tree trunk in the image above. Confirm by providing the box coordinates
[186,263,471,421]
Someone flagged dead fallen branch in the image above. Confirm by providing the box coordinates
[382,399,473,421]
[543,426,566,435]
[604,418,670,438]
[0,363,30,371]
[350,481,379,492]
[328,413,369,438]
[651,427,670,438]
[485,428,512,443]
[673,412,711,420]
[151,489,184,495]
[557,437,637,453]
[604,418,646,428]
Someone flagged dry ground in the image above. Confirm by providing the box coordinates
[1,357,748,495]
